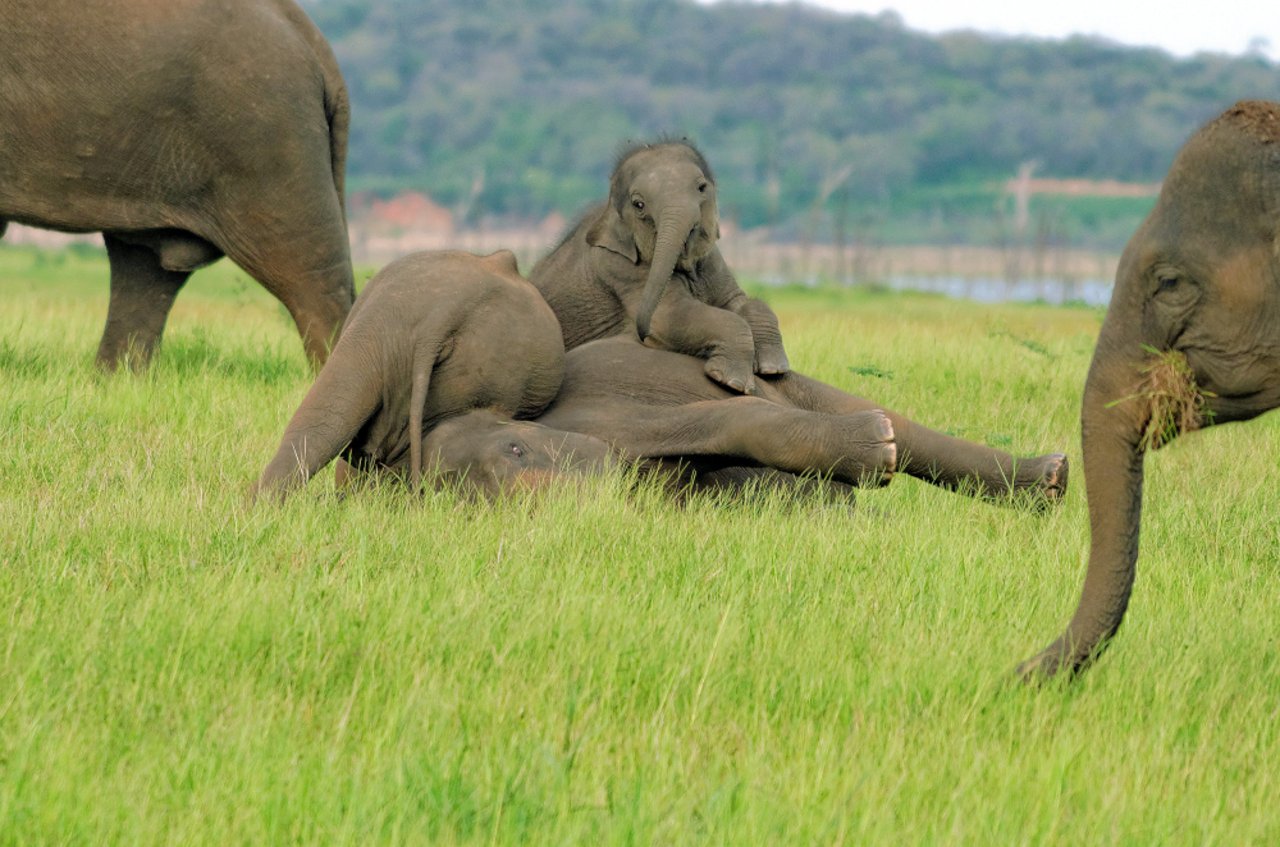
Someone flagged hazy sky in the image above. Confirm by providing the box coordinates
[720,0,1278,60]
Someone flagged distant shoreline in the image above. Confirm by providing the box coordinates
[3,222,1116,305]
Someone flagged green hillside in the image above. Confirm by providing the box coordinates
[304,0,1280,245]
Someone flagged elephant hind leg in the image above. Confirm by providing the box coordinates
[885,428,1068,502]
[214,190,354,371]
[1009,452,1068,504]
[98,233,192,370]
[766,372,1069,501]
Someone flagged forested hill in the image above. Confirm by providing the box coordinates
[304,0,1279,235]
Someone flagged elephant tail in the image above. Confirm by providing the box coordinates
[318,48,350,213]
[287,1,350,210]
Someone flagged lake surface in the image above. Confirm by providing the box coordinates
[876,275,1113,307]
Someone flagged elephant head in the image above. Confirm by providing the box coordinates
[1020,100,1280,680]
[421,410,617,498]
[586,141,721,340]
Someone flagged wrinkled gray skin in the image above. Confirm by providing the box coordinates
[0,0,354,369]
[1019,100,1280,680]
[354,334,1069,505]
[255,251,568,499]
[531,141,789,394]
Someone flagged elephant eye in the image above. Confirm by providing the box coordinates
[697,181,708,194]
[509,443,524,458]
[631,198,645,211]
[1157,276,1179,292]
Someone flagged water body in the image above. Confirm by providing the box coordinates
[757,273,1115,307]
[882,276,1113,307]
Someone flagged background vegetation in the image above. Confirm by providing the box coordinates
[4,247,1279,842]
[302,0,1280,246]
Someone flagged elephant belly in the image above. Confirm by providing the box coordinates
[560,338,735,407]
[114,229,224,273]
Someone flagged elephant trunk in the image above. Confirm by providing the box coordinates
[1019,342,1148,680]
[635,204,700,341]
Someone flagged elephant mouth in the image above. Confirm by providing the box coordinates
[1176,346,1280,425]
[679,227,714,267]
[1109,348,1213,450]
[1202,387,1280,424]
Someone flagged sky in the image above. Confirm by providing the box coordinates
[722,0,1279,61]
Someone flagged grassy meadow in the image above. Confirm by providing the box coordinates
[2,243,1279,844]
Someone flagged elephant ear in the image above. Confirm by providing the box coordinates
[586,205,640,264]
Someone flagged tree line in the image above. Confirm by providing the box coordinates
[303,0,1280,245]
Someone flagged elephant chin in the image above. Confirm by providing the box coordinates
[678,228,716,272]
[505,466,589,495]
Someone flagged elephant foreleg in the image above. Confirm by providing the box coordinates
[734,297,790,375]
[642,287,759,394]
[255,345,384,501]
[98,234,191,370]
[767,373,1067,500]
[557,397,897,486]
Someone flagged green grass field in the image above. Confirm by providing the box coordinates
[2,244,1278,844]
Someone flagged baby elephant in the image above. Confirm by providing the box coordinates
[255,250,565,499]
[531,140,788,394]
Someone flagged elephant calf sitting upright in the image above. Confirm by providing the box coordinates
[531,140,789,395]
[255,250,575,498]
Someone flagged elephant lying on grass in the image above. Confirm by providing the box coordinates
[257,250,1067,504]
[1019,100,1280,680]
[256,250,565,499]
[427,336,1069,503]
[0,0,354,369]
[531,140,789,395]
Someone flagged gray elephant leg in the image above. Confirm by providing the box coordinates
[550,397,897,486]
[215,188,354,370]
[645,288,760,394]
[736,297,790,375]
[768,373,1067,499]
[98,234,192,370]
[255,342,384,500]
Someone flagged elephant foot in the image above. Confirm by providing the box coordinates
[705,355,757,395]
[1015,452,1069,504]
[96,334,159,372]
[835,409,897,487]
[755,345,791,376]
[1015,651,1065,684]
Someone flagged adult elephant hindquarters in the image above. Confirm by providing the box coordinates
[1019,100,1280,680]
[0,0,354,369]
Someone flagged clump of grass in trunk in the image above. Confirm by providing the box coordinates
[1109,346,1214,451]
